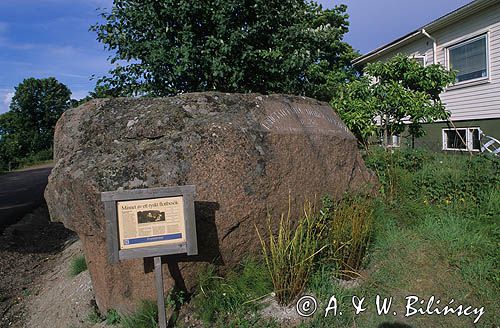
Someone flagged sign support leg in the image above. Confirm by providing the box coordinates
[154,256,167,328]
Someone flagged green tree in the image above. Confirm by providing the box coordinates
[0,77,71,170]
[91,0,356,101]
[0,112,22,170]
[333,54,456,148]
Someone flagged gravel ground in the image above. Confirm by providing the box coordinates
[0,205,75,328]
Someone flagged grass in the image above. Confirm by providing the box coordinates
[120,301,158,328]
[257,201,326,305]
[69,254,87,277]
[105,150,497,327]
[106,308,122,325]
[184,149,498,327]
[193,259,273,326]
[86,307,103,324]
[310,150,499,327]
[320,194,374,279]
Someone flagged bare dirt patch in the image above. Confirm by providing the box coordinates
[0,205,74,327]
[23,240,106,328]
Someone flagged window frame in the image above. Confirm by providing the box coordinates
[387,134,401,148]
[412,55,426,67]
[446,33,489,86]
[442,127,481,152]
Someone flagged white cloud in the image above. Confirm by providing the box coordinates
[0,90,14,114]
[3,91,13,107]
[71,89,89,100]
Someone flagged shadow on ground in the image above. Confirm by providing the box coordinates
[0,205,74,327]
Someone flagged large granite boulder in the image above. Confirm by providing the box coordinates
[45,93,376,312]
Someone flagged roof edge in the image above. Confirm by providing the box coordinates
[352,0,497,66]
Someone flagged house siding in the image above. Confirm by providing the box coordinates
[412,118,500,152]
[370,2,500,123]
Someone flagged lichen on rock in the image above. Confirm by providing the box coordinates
[44,92,376,312]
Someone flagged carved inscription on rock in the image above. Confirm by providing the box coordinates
[260,101,351,135]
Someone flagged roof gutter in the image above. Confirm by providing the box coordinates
[421,29,437,64]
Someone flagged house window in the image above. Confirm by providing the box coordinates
[379,131,400,147]
[388,134,400,148]
[412,55,426,66]
[448,35,488,83]
[442,127,481,151]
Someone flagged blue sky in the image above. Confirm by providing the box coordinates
[0,0,471,113]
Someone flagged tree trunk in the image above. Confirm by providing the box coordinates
[383,115,389,149]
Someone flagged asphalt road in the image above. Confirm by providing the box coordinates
[0,166,53,233]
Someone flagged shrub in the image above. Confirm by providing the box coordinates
[365,148,433,198]
[17,148,53,166]
[69,255,87,277]
[256,202,327,305]
[413,154,499,204]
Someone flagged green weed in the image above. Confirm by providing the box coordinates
[257,201,326,305]
[69,254,87,277]
[86,307,103,324]
[193,260,272,325]
[120,301,157,328]
[320,194,374,279]
[105,308,121,325]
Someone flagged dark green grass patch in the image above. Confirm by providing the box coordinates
[69,254,87,277]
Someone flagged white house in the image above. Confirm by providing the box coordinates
[353,0,500,153]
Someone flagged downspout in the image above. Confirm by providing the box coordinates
[421,29,437,64]
[421,29,472,155]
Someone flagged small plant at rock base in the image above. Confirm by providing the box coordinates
[256,201,326,305]
[324,194,374,279]
[69,254,87,277]
[86,307,103,324]
[120,300,158,328]
[105,308,121,325]
[193,260,272,325]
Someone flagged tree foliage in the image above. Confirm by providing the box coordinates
[0,77,71,170]
[91,0,356,101]
[333,54,456,147]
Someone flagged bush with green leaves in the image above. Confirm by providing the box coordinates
[365,147,434,197]
[366,148,499,205]
[413,154,499,204]
[334,54,456,147]
[91,0,356,101]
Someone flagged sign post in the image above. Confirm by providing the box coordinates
[154,256,167,328]
[101,185,197,328]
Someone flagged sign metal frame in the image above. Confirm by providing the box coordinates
[101,185,197,328]
[101,185,198,263]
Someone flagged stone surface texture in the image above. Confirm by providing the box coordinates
[44,92,376,312]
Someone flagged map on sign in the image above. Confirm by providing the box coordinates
[116,196,186,250]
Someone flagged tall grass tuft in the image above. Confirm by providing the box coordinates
[256,201,327,305]
[69,254,87,277]
[120,300,158,328]
[193,260,272,324]
[325,195,374,279]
